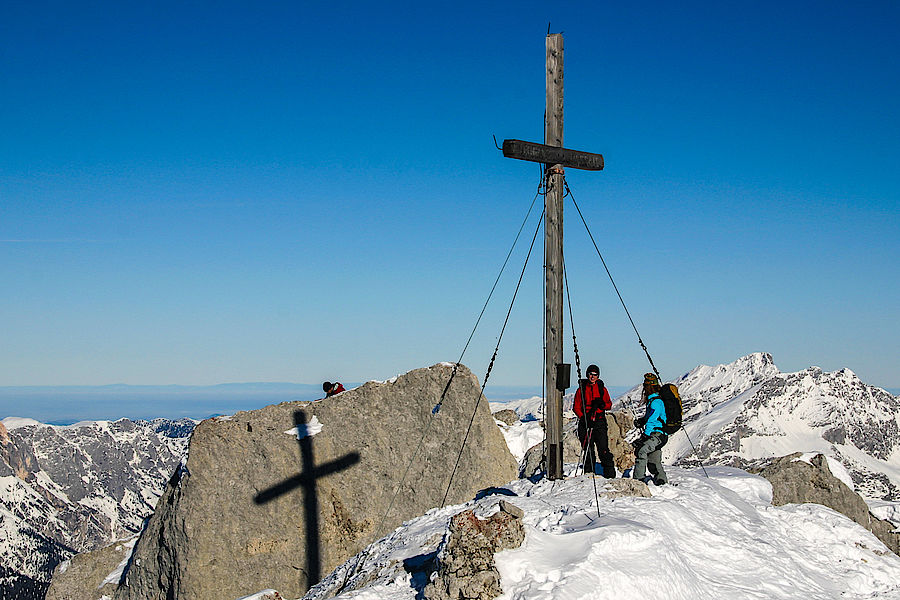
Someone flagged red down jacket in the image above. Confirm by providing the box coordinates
[573,381,611,420]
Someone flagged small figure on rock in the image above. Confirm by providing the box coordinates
[573,364,616,478]
[632,372,668,485]
[322,381,346,398]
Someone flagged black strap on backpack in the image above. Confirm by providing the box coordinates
[595,379,606,420]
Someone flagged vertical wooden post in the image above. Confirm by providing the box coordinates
[544,33,564,480]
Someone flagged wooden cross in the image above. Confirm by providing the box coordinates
[502,33,604,480]
[254,410,361,589]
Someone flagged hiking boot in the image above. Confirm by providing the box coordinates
[638,475,654,485]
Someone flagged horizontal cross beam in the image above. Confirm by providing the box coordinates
[502,139,604,171]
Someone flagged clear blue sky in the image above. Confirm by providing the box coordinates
[2,1,898,392]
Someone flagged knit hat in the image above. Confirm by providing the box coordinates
[643,372,659,386]
[322,381,332,393]
[586,364,600,376]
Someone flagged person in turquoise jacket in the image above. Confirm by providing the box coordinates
[632,372,669,485]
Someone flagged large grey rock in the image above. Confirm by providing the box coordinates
[752,453,900,554]
[114,363,517,600]
[520,411,635,478]
[606,410,637,471]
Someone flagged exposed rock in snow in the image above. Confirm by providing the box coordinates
[45,536,136,600]
[491,409,519,427]
[752,452,900,555]
[422,502,525,600]
[488,396,544,423]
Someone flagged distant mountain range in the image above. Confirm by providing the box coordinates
[0,417,194,599]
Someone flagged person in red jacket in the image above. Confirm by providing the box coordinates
[322,381,346,398]
[573,364,616,478]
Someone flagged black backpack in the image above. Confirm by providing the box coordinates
[658,383,683,434]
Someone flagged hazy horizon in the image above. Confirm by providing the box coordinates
[0,380,643,424]
[3,377,897,426]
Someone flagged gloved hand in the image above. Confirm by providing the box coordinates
[634,415,647,429]
[632,433,649,451]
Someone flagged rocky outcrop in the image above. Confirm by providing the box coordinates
[606,410,637,470]
[423,501,525,600]
[520,411,635,478]
[752,453,900,554]
[597,477,652,498]
[113,363,517,600]
[491,409,518,426]
[45,537,135,600]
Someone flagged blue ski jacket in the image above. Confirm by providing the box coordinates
[643,393,667,436]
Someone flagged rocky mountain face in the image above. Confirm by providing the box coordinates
[618,353,900,501]
[0,418,193,599]
[101,363,517,600]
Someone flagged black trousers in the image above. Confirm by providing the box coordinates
[578,415,616,478]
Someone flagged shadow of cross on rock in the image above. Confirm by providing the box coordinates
[254,410,360,588]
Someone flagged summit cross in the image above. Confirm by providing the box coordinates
[502,32,604,480]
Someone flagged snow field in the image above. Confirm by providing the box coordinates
[496,419,546,462]
[314,466,900,600]
[494,468,900,599]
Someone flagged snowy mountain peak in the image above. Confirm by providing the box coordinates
[617,352,782,413]
[1,417,43,430]
[676,351,781,392]
[727,350,776,372]
[655,354,900,502]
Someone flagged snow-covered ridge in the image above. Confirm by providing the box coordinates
[307,466,900,600]
[1,417,42,430]
[615,351,781,412]
[488,395,545,422]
